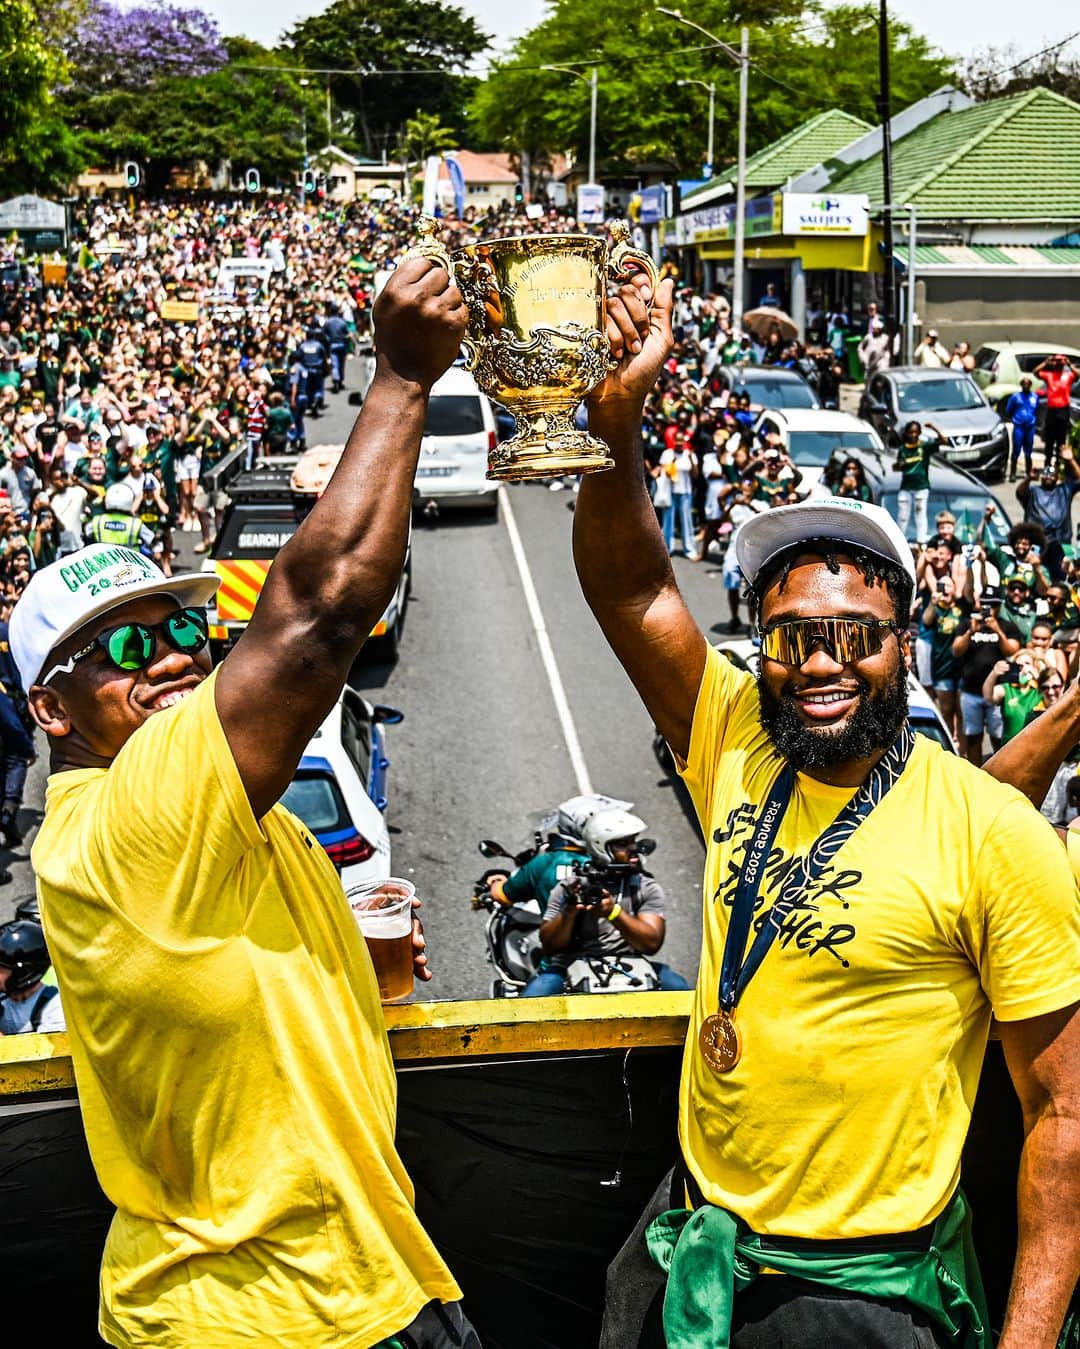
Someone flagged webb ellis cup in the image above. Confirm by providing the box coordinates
[410,216,659,480]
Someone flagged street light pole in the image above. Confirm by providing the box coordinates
[878,0,897,330]
[657,8,749,329]
[299,77,310,206]
[589,66,598,185]
[676,77,716,178]
[542,64,599,187]
[734,26,748,332]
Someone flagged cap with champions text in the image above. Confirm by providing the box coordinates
[10,543,219,690]
[735,498,917,588]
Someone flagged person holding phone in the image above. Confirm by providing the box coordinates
[983,651,1045,743]
[1033,354,1079,460]
[1016,442,1080,581]
[951,585,1022,763]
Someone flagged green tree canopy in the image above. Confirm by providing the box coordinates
[71,38,322,191]
[289,0,490,159]
[398,110,459,164]
[470,0,953,184]
[0,0,86,194]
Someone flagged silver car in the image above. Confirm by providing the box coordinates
[859,368,1008,478]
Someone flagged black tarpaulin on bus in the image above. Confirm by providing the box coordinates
[0,1043,1023,1347]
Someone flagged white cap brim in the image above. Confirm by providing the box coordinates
[734,499,916,589]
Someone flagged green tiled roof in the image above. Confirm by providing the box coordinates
[829,88,1080,220]
[914,244,1080,268]
[683,109,871,202]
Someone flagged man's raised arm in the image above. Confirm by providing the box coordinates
[216,258,466,817]
[573,277,707,763]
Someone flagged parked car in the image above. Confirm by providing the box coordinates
[718,365,821,412]
[751,408,884,493]
[858,368,1008,477]
[972,340,1080,427]
[874,464,1012,545]
[413,365,499,516]
[279,689,403,891]
[710,640,956,751]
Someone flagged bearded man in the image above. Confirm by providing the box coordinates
[576,277,1079,1349]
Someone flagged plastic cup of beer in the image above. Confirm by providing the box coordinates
[348,878,416,1004]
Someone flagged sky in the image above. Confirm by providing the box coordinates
[197,0,1061,67]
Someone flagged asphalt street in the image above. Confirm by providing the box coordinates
[3,364,1039,1004]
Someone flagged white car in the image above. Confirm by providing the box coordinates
[278,688,403,892]
[751,409,885,496]
[413,365,499,515]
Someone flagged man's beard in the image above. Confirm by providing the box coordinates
[757,660,909,772]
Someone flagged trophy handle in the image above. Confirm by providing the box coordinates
[406,216,482,371]
[605,220,660,308]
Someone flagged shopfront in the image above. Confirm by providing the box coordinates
[663,190,882,332]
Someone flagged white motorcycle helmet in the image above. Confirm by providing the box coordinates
[581,806,647,862]
[104,482,137,514]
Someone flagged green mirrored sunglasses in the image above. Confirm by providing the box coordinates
[41,607,209,686]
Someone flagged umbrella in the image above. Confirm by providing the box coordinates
[742,307,798,342]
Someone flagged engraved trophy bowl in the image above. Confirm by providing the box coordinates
[409,218,658,481]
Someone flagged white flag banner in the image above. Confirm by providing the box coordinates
[422,157,441,217]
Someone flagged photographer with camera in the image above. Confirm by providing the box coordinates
[521,805,690,997]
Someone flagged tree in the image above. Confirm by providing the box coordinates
[960,40,1080,104]
[398,110,459,165]
[0,0,87,194]
[288,0,490,159]
[72,39,320,190]
[62,0,227,93]
[470,0,954,185]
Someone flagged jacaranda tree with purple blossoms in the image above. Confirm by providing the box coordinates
[64,0,227,93]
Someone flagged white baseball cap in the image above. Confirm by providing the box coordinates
[735,498,916,588]
[10,544,219,690]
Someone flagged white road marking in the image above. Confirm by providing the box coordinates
[498,485,593,796]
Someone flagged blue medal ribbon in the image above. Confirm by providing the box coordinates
[718,724,916,1013]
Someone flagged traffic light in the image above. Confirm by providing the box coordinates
[302,168,317,196]
[514,182,524,204]
[124,161,140,189]
[245,166,261,193]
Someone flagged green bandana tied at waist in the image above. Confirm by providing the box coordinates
[645,1188,991,1349]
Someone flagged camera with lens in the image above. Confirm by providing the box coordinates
[563,858,641,908]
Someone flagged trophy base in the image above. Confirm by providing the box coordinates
[486,420,614,483]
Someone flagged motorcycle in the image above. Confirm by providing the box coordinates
[471,835,661,999]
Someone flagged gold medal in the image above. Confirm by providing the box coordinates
[699,1010,742,1074]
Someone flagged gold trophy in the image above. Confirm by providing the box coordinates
[409,217,658,481]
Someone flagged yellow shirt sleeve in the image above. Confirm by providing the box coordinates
[960,796,1080,1021]
[76,668,266,942]
[678,645,760,824]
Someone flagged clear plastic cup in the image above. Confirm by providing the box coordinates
[348,878,416,1004]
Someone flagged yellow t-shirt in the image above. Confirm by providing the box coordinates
[32,671,459,1347]
[679,646,1080,1239]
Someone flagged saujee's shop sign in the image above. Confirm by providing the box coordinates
[781,193,869,237]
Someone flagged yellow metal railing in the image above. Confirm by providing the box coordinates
[0,992,694,1098]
